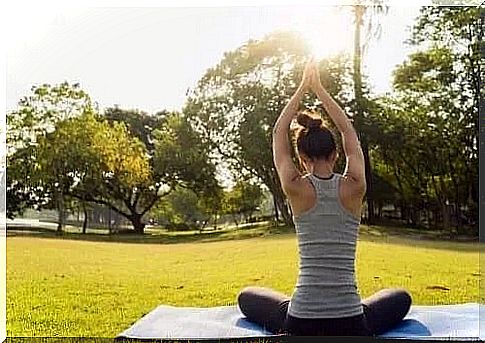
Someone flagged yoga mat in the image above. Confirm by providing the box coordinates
[117,303,483,341]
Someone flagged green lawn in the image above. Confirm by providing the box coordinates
[7,225,481,337]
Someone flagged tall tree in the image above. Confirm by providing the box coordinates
[34,111,152,232]
[104,108,221,224]
[6,82,94,220]
[408,6,481,218]
[368,40,479,232]
[349,1,388,223]
[392,6,481,232]
[7,84,221,234]
[33,110,220,234]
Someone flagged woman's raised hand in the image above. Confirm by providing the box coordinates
[301,59,315,90]
[309,60,322,91]
[300,59,323,92]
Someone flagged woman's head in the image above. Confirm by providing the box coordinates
[295,111,337,169]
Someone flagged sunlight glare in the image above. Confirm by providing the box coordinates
[288,7,352,60]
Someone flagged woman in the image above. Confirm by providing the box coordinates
[237,60,412,336]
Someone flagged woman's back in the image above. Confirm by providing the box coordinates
[288,173,363,319]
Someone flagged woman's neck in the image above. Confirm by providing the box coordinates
[310,162,334,178]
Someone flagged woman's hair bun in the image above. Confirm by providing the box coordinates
[296,111,323,129]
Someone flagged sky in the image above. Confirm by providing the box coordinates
[6,5,423,114]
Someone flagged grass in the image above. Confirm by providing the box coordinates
[7,221,277,244]
[6,224,481,337]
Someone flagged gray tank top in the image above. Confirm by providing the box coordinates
[288,173,364,319]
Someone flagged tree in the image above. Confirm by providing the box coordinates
[34,111,152,232]
[104,106,167,152]
[198,186,224,230]
[349,1,388,224]
[96,111,220,233]
[7,82,94,153]
[408,6,481,224]
[224,181,264,226]
[388,6,480,233]
[7,82,94,220]
[6,146,40,219]
[369,43,478,232]
[103,108,222,233]
[152,187,209,230]
[185,31,353,227]
[7,83,221,234]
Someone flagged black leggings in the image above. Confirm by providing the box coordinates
[237,287,412,336]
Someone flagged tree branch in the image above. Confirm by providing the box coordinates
[68,192,131,219]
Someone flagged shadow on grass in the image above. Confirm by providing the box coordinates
[7,223,480,253]
[6,223,294,246]
[358,225,480,253]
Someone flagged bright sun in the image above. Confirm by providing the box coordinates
[287,7,353,60]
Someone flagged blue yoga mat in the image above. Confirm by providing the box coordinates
[117,303,483,341]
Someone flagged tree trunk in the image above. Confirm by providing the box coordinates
[398,201,404,221]
[232,214,239,228]
[403,203,412,226]
[441,202,451,233]
[273,195,279,222]
[57,190,65,233]
[433,208,440,229]
[353,5,375,224]
[415,208,422,228]
[362,139,375,223]
[425,208,430,229]
[213,212,218,230]
[454,202,461,230]
[108,208,112,235]
[273,190,293,227]
[130,214,145,234]
[82,201,88,234]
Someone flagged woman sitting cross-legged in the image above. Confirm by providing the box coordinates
[237,60,412,336]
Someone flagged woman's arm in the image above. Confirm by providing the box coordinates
[310,63,366,192]
[272,63,311,197]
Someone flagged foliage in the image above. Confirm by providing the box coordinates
[7,82,94,154]
[223,181,264,225]
[408,6,480,158]
[151,187,209,229]
[153,113,220,196]
[6,147,41,218]
[104,106,168,153]
[95,108,219,232]
[7,87,221,234]
[6,82,94,219]
[33,111,151,231]
[366,6,481,231]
